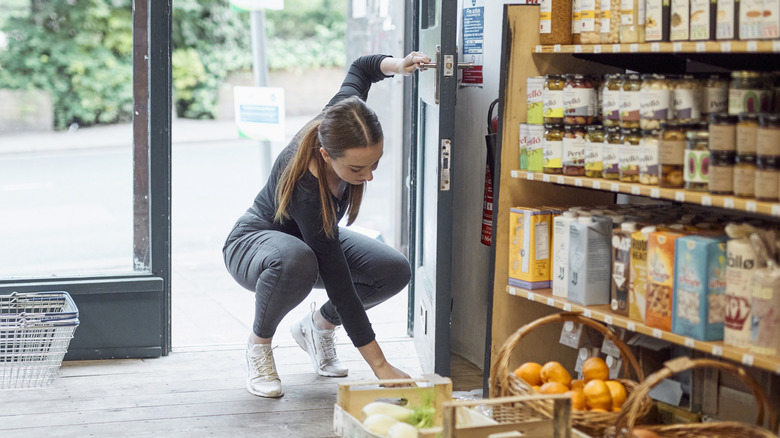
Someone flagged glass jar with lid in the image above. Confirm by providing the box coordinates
[684,130,710,192]
[728,71,773,115]
[620,128,642,182]
[658,121,686,188]
[700,74,729,116]
[708,113,737,195]
[563,125,587,176]
[572,0,582,44]
[603,125,622,180]
[543,75,565,124]
[619,0,646,43]
[585,124,605,178]
[540,0,574,45]
[619,74,641,128]
[708,113,737,153]
[734,114,759,197]
[639,74,672,130]
[563,74,596,125]
[639,129,660,185]
[543,123,564,174]
[755,114,780,202]
[602,74,621,126]
[672,74,702,123]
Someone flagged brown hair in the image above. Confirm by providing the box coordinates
[274,96,383,238]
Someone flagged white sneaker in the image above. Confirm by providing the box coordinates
[245,343,283,398]
[290,305,349,377]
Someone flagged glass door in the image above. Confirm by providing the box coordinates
[0,0,172,360]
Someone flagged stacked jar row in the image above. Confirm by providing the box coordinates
[540,0,780,45]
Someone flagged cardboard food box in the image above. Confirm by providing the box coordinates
[508,207,553,290]
[647,230,686,331]
[672,235,727,341]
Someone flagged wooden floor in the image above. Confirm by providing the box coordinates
[0,339,483,438]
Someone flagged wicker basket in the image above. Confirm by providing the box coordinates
[490,312,653,437]
[612,356,779,438]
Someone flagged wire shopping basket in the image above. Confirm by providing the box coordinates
[0,291,79,389]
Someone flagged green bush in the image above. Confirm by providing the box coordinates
[0,0,346,127]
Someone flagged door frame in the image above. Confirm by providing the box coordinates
[0,0,173,360]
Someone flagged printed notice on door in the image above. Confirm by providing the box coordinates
[460,1,484,87]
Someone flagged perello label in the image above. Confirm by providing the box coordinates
[640,88,671,120]
[702,86,728,114]
[603,89,620,121]
[564,86,594,116]
[602,143,620,172]
[543,140,563,168]
[563,136,586,166]
[620,90,640,121]
[543,89,564,118]
[673,88,701,119]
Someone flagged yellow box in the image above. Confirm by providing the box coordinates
[508,207,553,289]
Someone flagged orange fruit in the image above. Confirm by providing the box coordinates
[589,408,609,413]
[570,379,584,391]
[582,357,610,383]
[540,361,572,387]
[513,362,543,386]
[566,389,587,410]
[613,406,622,412]
[583,379,613,411]
[539,381,570,394]
[605,380,627,409]
[532,385,542,392]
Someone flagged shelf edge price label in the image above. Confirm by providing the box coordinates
[650,188,661,199]
[631,186,641,195]
[696,42,706,52]
[712,345,723,356]
[604,315,613,325]
[563,303,572,311]
[508,287,517,295]
[746,201,757,213]
[701,196,712,207]
[574,45,583,53]
[721,41,732,53]
[652,329,663,338]
[611,183,620,192]
[593,181,601,189]
[543,174,551,182]
[684,338,695,348]
[557,176,565,184]
[630,44,639,53]
[772,205,780,217]
[724,198,735,209]
[742,354,755,366]
[627,322,636,331]
[575,178,583,187]
[554,44,562,52]
[774,40,780,52]
[511,170,518,178]
[536,45,543,53]
[527,172,535,181]
[547,297,555,306]
[747,40,758,52]
[594,45,602,53]
[675,191,685,202]
[673,42,683,52]
[612,44,621,53]
[584,309,592,318]
[651,42,661,52]
[527,292,536,301]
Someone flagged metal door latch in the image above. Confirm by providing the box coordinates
[440,139,451,191]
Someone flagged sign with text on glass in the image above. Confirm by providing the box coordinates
[233,86,285,142]
[229,0,283,11]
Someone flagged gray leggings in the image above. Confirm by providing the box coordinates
[223,224,411,339]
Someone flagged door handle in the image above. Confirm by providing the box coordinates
[419,45,474,104]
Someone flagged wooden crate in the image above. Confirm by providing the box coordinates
[333,374,453,438]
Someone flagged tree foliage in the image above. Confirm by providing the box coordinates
[0,0,345,128]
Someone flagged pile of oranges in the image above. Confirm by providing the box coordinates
[513,357,627,412]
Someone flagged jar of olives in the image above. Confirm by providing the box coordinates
[543,75,565,124]
[585,124,605,178]
[563,74,596,125]
[602,74,621,126]
[619,74,641,128]
[728,71,773,115]
[639,129,660,185]
[659,121,686,188]
[672,75,702,123]
[620,128,642,182]
[639,73,672,130]
[603,125,622,180]
[563,125,587,176]
[543,123,564,174]
[684,130,710,192]
[700,74,729,116]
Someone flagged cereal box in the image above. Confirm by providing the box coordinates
[629,226,656,322]
[646,230,686,331]
[724,237,758,348]
[672,235,727,341]
[508,207,553,289]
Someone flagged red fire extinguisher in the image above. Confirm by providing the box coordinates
[481,98,499,246]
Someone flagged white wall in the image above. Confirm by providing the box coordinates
[450,1,515,369]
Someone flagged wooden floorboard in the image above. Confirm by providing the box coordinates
[0,338,484,437]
